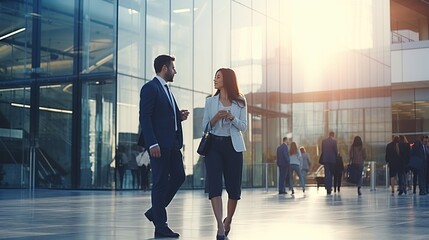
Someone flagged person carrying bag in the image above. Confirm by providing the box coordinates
[347,136,367,195]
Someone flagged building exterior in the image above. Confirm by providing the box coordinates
[0,0,426,190]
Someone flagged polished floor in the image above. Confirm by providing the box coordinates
[1,186,429,240]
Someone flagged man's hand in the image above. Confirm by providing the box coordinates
[180,109,190,120]
[150,145,161,158]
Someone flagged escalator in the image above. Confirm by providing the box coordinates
[0,86,71,189]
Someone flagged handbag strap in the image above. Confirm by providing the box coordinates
[203,122,211,134]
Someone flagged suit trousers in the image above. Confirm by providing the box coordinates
[324,162,335,191]
[418,163,427,193]
[278,165,289,192]
[150,146,185,228]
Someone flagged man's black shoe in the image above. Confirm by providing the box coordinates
[155,226,180,238]
[144,209,154,222]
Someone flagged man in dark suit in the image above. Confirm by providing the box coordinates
[139,55,189,238]
[321,131,338,195]
[385,135,400,194]
[277,137,290,194]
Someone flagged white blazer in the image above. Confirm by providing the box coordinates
[202,94,247,152]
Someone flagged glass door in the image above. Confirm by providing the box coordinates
[37,83,73,188]
[0,86,31,188]
[81,79,115,189]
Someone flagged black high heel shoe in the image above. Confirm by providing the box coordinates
[223,218,231,236]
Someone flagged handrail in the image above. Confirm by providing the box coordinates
[0,138,18,164]
[391,31,415,43]
[37,148,57,175]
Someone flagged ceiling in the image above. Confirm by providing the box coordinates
[391,0,429,32]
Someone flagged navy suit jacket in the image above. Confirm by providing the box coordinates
[410,140,427,169]
[321,137,338,164]
[139,77,183,150]
[385,141,400,166]
[276,143,290,167]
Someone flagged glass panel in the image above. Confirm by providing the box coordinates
[192,92,212,189]
[171,87,193,188]
[171,0,193,90]
[81,79,115,189]
[38,83,73,188]
[146,0,169,80]
[231,3,252,94]
[0,1,32,80]
[392,89,415,134]
[235,0,251,8]
[252,0,266,14]
[213,0,230,68]
[194,0,212,93]
[40,1,75,76]
[117,74,143,189]
[118,0,146,78]
[0,86,30,188]
[267,0,279,20]
[81,0,116,74]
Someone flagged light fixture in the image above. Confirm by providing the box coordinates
[0,27,26,41]
[173,8,190,13]
[10,103,73,114]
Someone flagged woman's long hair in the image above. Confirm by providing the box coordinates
[289,142,298,155]
[214,68,245,107]
[352,136,363,148]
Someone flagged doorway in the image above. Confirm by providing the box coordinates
[0,86,31,188]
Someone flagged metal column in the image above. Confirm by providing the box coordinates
[370,161,376,191]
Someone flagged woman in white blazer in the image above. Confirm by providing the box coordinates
[202,68,247,240]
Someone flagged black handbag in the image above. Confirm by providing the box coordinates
[345,163,360,184]
[197,123,212,156]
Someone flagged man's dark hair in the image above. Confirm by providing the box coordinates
[154,55,175,73]
[283,137,287,142]
[329,131,335,137]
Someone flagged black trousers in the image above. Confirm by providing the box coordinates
[205,135,243,200]
[333,171,343,190]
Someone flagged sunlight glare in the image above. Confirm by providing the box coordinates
[291,0,373,92]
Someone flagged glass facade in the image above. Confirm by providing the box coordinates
[0,0,117,189]
[390,0,429,144]
[0,0,395,190]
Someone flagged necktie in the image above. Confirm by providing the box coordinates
[164,84,177,131]
[164,84,174,107]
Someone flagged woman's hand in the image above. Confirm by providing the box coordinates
[216,109,229,120]
[225,111,234,121]
[211,109,229,126]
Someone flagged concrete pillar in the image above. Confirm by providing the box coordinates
[418,18,429,40]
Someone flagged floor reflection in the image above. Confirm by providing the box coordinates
[1,187,429,239]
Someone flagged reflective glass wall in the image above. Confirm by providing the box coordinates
[0,0,116,189]
[1,0,393,190]
[290,0,391,185]
[392,88,429,142]
[390,1,429,145]
[117,0,292,189]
